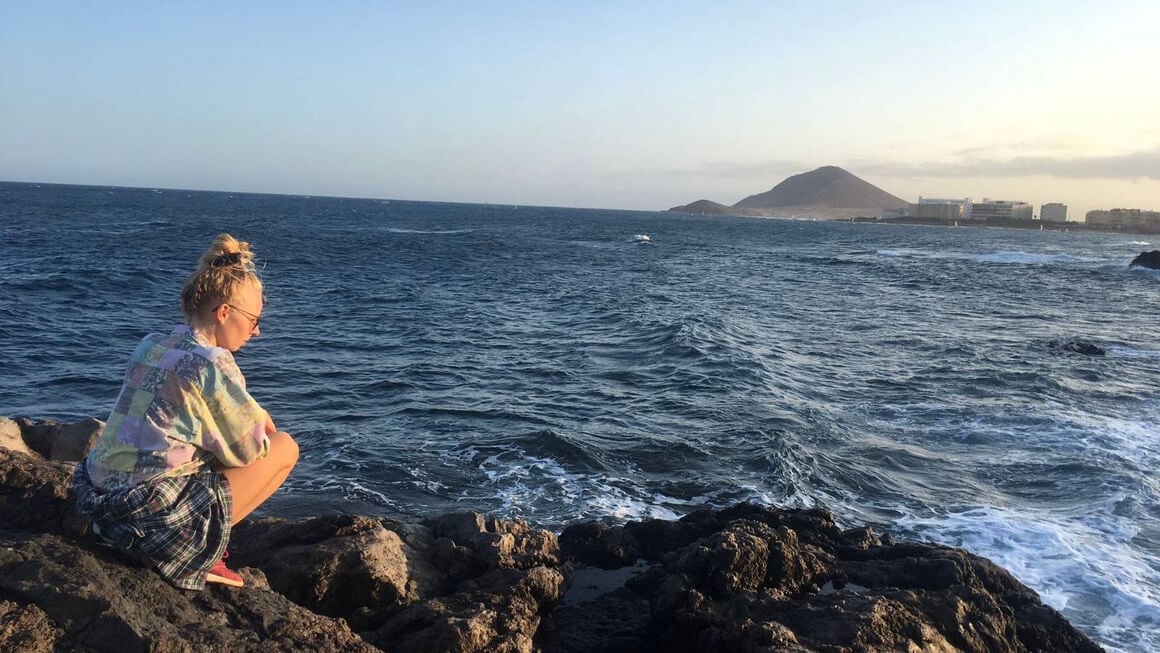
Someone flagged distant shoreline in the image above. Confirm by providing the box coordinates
[876,216,1160,236]
[667,209,1160,236]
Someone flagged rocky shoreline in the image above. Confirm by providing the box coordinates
[0,417,1104,652]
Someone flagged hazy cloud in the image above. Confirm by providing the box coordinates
[668,159,810,180]
[663,146,1160,186]
[949,137,1082,159]
[854,147,1160,181]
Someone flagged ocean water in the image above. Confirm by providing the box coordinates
[2,182,1158,650]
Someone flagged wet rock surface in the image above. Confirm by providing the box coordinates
[550,507,1103,652]
[1129,249,1160,269]
[1049,338,1107,356]
[0,417,1105,651]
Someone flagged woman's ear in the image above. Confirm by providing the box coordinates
[213,303,230,325]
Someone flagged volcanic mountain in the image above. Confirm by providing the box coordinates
[669,166,908,219]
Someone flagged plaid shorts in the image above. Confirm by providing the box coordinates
[70,462,233,591]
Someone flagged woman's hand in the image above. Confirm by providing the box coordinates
[265,412,278,436]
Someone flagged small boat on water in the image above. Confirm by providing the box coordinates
[633,234,651,244]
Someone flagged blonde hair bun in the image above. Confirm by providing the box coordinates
[181,234,262,322]
[198,234,257,272]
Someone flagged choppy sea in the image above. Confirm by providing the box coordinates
[2,182,1158,650]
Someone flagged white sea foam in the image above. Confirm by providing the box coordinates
[970,251,1098,265]
[876,248,926,258]
[893,504,1159,653]
[385,227,474,235]
[452,445,684,522]
[837,401,1160,650]
[1095,241,1151,249]
[407,467,449,493]
[1104,346,1160,360]
[1126,266,1160,276]
[877,248,1105,266]
[309,477,402,509]
[566,239,622,251]
[708,483,830,512]
[1089,415,1160,470]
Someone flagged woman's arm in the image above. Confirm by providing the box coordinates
[193,354,272,467]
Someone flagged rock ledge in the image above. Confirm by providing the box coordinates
[0,417,1103,652]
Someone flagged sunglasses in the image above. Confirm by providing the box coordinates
[224,304,261,331]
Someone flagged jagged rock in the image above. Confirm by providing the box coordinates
[1129,250,1160,269]
[0,449,73,533]
[559,522,640,569]
[0,418,33,457]
[545,506,1103,653]
[560,503,842,568]
[1058,340,1106,356]
[230,514,450,631]
[365,565,566,653]
[425,511,561,570]
[539,586,653,653]
[232,509,567,651]
[0,414,1107,652]
[16,416,103,462]
[425,511,488,543]
[0,600,60,653]
[0,531,376,652]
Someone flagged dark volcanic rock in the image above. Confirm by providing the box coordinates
[0,531,376,652]
[0,448,73,533]
[16,416,103,462]
[365,565,566,653]
[1051,339,1107,356]
[1129,250,1160,268]
[547,506,1103,653]
[230,514,445,631]
[0,416,1106,652]
[230,508,566,651]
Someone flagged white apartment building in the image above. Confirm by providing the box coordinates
[1086,208,1160,229]
[913,197,970,220]
[1040,203,1068,223]
[971,199,1033,221]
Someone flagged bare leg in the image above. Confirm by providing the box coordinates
[222,431,299,525]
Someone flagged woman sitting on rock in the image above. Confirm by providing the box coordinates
[70,234,299,590]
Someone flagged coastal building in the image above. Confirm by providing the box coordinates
[880,207,907,220]
[970,199,1033,222]
[911,197,969,221]
[1040,203,1068,223]
[1086,208,1160,229]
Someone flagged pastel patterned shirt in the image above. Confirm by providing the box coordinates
[86,325,271,491]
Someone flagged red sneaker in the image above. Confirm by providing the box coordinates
[206,553,244,588]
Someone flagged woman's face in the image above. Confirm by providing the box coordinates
[213,281,264,352]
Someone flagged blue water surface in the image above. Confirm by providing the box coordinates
[1,182,1158,650]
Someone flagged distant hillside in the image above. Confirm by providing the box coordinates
[665,166,908,220]
[667,199,737,215]
[734,166,906,213]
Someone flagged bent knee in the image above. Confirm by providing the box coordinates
[271,431,300,466]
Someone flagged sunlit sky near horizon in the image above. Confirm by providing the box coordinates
[3,1,1158,219]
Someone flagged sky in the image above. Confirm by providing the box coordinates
[3,1,1159,219]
